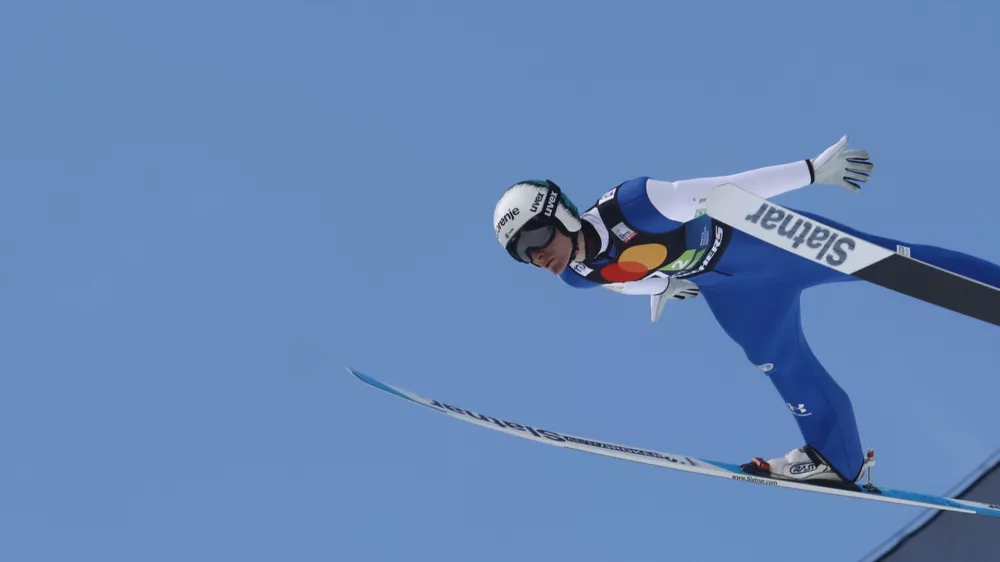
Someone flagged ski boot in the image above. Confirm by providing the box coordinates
[741,446,878,491]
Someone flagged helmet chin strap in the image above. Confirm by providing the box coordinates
[572,219,599,263]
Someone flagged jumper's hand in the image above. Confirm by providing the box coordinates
[651,278,700,323]
[811,135,874,193]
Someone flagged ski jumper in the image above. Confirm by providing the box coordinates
[561,161,1000,480]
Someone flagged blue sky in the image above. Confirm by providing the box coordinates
[2,1,998,560]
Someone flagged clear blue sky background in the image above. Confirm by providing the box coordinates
[2,1,998,560]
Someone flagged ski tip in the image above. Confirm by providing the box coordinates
[346,367,374,384]
[346,367,417,404]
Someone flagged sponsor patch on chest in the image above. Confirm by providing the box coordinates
[570,262,594,276]
[612,222,637,243]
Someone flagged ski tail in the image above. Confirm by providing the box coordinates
[706,183,1000,327]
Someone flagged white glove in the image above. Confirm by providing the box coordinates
[810,135,874,193]
[651,277,700,323]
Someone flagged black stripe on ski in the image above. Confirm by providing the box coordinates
[853,253,1000,328]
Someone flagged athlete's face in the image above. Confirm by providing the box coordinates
[528,229,573,275]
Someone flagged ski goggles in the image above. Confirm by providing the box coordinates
[508,223,557,264]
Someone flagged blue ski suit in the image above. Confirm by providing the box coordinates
[559,161,1000,480]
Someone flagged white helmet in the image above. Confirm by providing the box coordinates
[493,180,582,264]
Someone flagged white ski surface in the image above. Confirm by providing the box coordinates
[349,368,1000,518]
[706,182,891,273]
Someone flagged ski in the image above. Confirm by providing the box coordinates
[349,368,1000,517]
[705,183,1000,328]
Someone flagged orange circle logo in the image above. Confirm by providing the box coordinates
[600,244,668,282]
